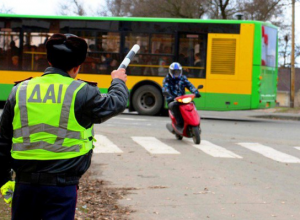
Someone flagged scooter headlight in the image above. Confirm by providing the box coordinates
[181,97,192,103]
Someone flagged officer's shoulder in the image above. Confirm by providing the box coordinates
[14,77,33,86]
[78,79,98,87]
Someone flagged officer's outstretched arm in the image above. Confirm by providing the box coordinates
[81,72,129,125]
[111,68,127,82]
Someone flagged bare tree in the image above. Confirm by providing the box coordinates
[239,0,283,21]
[279,33,291,67]
[104,0,207,18]
[103,0,289,20]
[56,0,86,16]
[204,0,285,20]
[204,0,240,19]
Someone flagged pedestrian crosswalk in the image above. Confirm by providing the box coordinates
[93,135,123,153]
[92,135,300,164]
[132,137,180,154]
[238,143,300,163]
[193,140,243,159]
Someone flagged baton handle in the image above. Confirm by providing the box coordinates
[117,44,140,70]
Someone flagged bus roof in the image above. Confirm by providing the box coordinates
[0,13,277,28]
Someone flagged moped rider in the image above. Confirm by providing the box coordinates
[162,62,200,133]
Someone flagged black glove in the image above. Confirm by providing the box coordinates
[195,93,201,98]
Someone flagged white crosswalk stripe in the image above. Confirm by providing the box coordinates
[193,140,242,158]
[238,143,300,163]
[132,137,180,154]
[93,134,123,153]
[92,135,300,163]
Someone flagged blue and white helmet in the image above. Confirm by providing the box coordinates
[168,62,182,79]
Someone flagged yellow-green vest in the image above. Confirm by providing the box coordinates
[12,74,94,160]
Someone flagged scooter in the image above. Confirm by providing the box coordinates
[164,85,203,144]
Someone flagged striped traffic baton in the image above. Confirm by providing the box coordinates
[117,44,140,70]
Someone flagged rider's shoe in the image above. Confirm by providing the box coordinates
[166,123,175,134]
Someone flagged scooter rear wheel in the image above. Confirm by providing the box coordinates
[175,134,183,140]
[192,126,201,144]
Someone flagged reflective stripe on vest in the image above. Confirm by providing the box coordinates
[12,75,94,160]
[4,189,13,200]
[18,80,30,145]
[13,141,80,152]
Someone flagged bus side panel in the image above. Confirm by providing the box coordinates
[252,66,278,109]
[0,84,14,101]
[0,71,43,102]
[252,24,262,66]
[238,24,254,81]
[251,24,262,109]
[200,93,251,110]
[205,24,254,110]
[251,65,260,109]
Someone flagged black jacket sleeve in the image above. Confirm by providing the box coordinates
[0,87,17,187]
[0,136,12,187]
[75,78,129,128]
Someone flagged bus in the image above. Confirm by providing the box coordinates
[0,14,278,115]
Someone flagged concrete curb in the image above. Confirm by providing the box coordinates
[251,114,300,121]
[198,110,300,122]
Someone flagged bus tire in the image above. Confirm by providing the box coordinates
[132,85,163,115]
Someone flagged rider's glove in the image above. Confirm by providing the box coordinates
[1,181,15,207]
[195,93,201,98]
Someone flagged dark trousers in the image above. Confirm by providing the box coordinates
[168,101,183,126]
[12,183,77,220]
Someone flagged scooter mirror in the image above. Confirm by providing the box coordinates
[198,85,204,89]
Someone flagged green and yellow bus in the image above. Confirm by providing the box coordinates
[0,14,278,115]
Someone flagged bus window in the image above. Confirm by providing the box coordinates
[261,26,277,68]
[125,33,149,54]
[125,33,174,76]
[179,33,207,78]
[22,32,50,71]
[81,32,120,74]
[151,34,174,55]
[0,30,21,71]
[151,34,174,76]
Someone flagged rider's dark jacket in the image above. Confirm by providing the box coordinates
[162,74,200,103]
[0,67,129,187]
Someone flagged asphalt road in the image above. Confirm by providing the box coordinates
[91,113,300,220]
[1,107,299,219]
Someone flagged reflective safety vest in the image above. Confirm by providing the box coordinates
[12,74,94,160]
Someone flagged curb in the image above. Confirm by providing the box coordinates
[251,114,300,121]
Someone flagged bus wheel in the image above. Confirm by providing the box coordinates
[132,85,163,115]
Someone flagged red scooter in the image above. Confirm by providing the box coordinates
[165,85,203,144]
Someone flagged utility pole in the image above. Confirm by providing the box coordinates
[290,0,295,107]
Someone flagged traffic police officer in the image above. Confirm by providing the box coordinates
[0,33,129,219]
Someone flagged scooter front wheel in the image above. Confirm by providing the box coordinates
[191,126,201,144]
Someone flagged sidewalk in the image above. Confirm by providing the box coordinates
[199,108,300,121]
